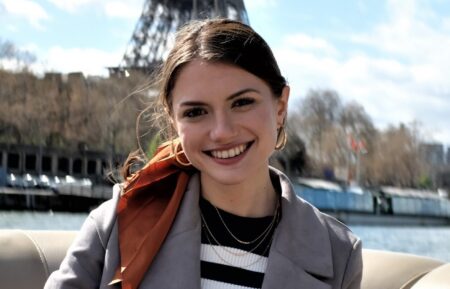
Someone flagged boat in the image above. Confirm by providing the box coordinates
[0,229,449,289]
[295,178,450,226]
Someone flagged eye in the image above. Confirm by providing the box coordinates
[182,107,207,118]
[232,97,255,108]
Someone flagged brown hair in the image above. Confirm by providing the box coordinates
[159,18,287,115]
[122,18,287,179]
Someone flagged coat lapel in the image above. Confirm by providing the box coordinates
[262,169,334,289]
[138,174,202,289]
[136,169,335,289]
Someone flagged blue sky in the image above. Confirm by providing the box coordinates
[1,0,450,146]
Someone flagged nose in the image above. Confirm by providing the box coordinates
[209,112,238,143]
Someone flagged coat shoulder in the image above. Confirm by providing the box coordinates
[294,193,360,251]
[86,183,121,242]
[318,210,360,248]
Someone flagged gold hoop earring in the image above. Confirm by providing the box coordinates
[174,141,192,167]
[275,126,287,150]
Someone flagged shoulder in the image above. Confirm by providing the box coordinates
[90,184,121,219]
[273,167,360,258]
[292,190,360,252]
[273,167,359,244]
[319,211,360,248]
[291,182,360,251]
[270,168,362,286]
[317,211,362,288]
[83,183,121,245]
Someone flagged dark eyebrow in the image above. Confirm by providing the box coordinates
[226,88,260,101]
[179,88,260,107]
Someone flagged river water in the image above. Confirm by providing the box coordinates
[1,210,450,263]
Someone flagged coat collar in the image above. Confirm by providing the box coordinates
[142,168,333,289]
[271,169,334,277]
[262,168,333,289]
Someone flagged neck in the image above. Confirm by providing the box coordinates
[200,168,277,218]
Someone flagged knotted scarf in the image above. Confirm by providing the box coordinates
[109,140,194,289]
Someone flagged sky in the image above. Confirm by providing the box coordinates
[1,0,449,146]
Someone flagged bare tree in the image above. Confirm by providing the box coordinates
[0,39,36,69]
[365,123,425,187]
[287,90,378,184]
[0,67,151,156]
[298,89,342,164]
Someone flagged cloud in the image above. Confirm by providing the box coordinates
[33,46,121,76]
[104,1,142,19]
[245,0,277,9]
[4,24,18,32]
[46,0,96,12]
[283,34,338,56]
[273,0,450,144]
[47,0,142,19]
[351,0,450,72]
[1,0,49,29]
[443,17,450,31]
[0,59,17,70]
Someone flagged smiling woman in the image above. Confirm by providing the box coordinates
[171,60,288,215]
[44,19,362,289]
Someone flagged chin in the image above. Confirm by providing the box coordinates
[200,169,250,186]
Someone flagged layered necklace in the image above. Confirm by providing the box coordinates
[200,196,281,268]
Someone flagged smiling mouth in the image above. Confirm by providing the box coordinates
[206,141,253,159]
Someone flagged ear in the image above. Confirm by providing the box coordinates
[276,85,290,127]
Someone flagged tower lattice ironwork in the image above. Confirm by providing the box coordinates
[112,0,249,75]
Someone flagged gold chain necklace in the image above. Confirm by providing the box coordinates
[202,221,276,268]
[201,211,275,257]
[212,199,280,245]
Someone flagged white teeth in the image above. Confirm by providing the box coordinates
[211,144,247,159]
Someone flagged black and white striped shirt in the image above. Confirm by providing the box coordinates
[199,197,280,289]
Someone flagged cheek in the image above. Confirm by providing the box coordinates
[253,104,279,131]
[176,124,201,150]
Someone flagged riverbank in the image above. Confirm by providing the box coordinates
[2,210,450,263]
[330,211,450,226]
[0,186,111,212]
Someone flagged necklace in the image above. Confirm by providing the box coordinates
[212,199,280,245]
[202,220,276,268]
[200,201,280,255]
[201,212,273,257]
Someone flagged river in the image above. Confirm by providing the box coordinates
[1,210,450,263]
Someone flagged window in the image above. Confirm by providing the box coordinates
[73,158,83,174]
[58,157,69,174]
[7,153,20,170]
[42,156,52,173]
[25,154,37,171]
[87,159,97,175]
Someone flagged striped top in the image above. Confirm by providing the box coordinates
[199,197,280,289]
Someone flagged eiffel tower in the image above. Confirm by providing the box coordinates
[110,0,249,75]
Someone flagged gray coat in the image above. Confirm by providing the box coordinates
[45,169,362,289]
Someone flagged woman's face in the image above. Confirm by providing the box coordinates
[171,60,289,186]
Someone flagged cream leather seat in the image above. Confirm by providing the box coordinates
[0,229,449,289]
[410,263,450,289]
[0,230,76,289]
[362,249,445,289]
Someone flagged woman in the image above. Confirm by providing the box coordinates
[45,19,362,289]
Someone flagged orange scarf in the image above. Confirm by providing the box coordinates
[110,141,194,289]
